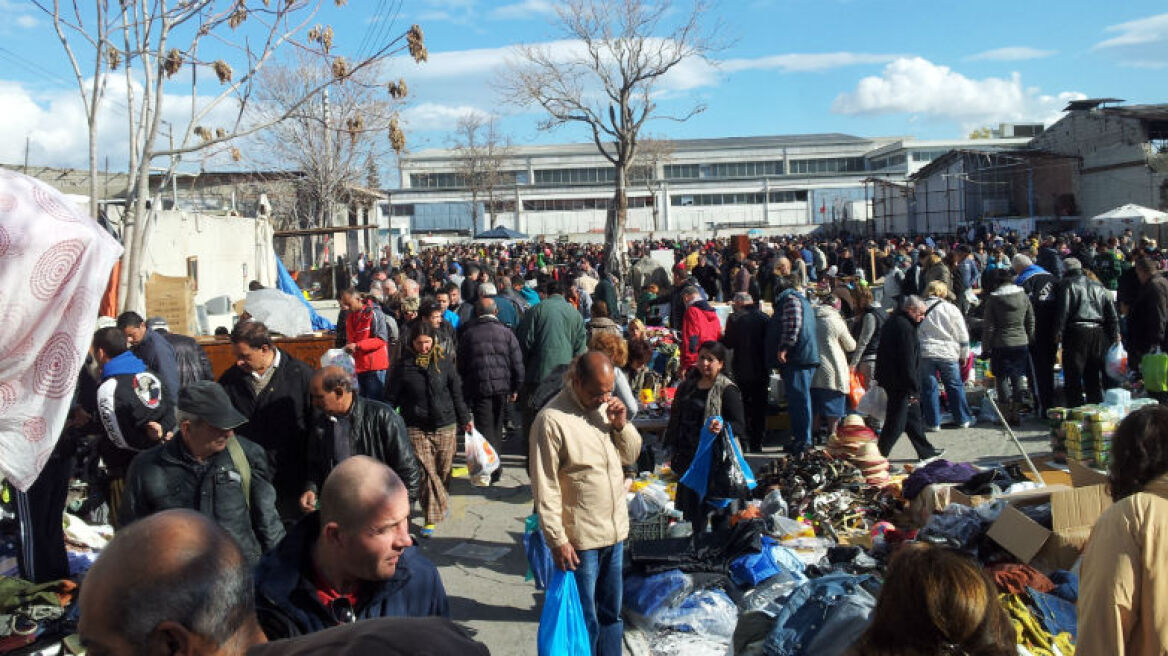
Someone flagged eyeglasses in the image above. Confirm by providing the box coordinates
[329,597,356,625]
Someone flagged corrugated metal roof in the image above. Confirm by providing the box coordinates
[407,133,876,161]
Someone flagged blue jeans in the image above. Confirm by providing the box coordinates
[357,370,386,401]
[918,358,972,427]
[781,366,814,453]
[573,542,623,656]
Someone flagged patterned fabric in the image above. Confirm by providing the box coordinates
[409,424,457,525]
[0,168,123,491]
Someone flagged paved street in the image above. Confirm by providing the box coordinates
[412,416,1054,655]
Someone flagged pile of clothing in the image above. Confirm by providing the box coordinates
[622,519,885,656]
[0,577,77,652]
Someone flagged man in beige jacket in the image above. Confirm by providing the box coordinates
[531,351,641,656]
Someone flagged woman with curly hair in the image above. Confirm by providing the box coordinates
[850,542,1015,656]
[588,331,638,419]
[1079,404,1168,655]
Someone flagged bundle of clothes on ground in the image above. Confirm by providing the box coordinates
[604,442,1084,656]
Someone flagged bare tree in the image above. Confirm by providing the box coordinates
[450,114,514,233]
[501,0,719,280]
[634,135,673,234]
[36,1,426,314]
[251,51,401,238]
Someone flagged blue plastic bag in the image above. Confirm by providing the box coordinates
[679,417,757,505]
[537,569,591,656]
[523,514,553,590]
[623,569,692,625]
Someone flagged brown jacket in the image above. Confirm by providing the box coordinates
[530,386,642,551]
[1078,474,1168,656]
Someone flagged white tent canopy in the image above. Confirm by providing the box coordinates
[1090,203,1168,224]
[1086,203,1168,236]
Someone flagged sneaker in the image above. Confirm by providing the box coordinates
[420,524,436,538]
[473,474,492,487]
[926,425,941,433]
[917,448,946,464]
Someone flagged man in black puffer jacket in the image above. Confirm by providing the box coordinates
[300,366,422,514]
[458,298,524,482]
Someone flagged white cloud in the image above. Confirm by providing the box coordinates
[965,46,1057,62]
[0,77,243,171]
[490,0,557,20]
[722,52,902,73]
[831,57,1085,130]
[15,15,38,29]
[401,102,490,132]
[1092,12,1168,68]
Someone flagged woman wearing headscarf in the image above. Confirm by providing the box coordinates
[664,342,746,533]
[385,322,472,538]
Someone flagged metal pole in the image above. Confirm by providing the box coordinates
[984,388,1045,484]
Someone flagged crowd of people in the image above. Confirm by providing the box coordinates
[17,227,1168,655]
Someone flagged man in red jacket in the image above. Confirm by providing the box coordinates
[680,286,723,372]
[339,289,391,400]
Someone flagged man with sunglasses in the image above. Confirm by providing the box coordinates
[254,456,448,640]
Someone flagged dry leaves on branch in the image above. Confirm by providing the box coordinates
[388,116,406,153]
[229,3,248,29]
[162,49,183,78]
[386,78,408,100]
[308,24,334,53]
[331,57,349,81]
[407,25,427,63]
[213,60,233,83]
[106,46,122,71]
[231,147,242,162]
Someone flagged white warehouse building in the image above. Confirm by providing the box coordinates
[386,127,1040,238]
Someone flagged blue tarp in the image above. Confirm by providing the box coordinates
[274,256,335,331]
[475,226,528,239]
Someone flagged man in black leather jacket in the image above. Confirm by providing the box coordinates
[1055,258,1120,406]
[300,366,422,514]
[119,381,285,565]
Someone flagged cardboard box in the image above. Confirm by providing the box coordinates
[145,273,196,335]
[986,481,1112,570]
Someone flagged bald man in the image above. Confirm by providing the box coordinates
[79,509,267,655]
[80,509,483,656]
[530,351,641,656]
[303,366,421,513]
[254,456,448,640]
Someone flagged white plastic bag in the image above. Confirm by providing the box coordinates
[465,428,500,480]
[855,385,888,423]
[1105,342,1128,380]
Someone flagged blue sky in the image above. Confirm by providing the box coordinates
[0,0,1163,169]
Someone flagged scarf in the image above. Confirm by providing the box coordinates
[414,346,445,372]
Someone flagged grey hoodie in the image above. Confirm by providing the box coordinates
[982,283,1035,349]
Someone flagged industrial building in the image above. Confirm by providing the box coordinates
[388,127,1038,238]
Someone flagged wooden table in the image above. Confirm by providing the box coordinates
[199,334,336,378]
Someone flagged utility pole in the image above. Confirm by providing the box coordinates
[23,137,30,173]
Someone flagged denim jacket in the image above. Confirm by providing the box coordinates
[762,573,880,656]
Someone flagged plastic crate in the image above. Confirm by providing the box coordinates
[628,514,670,542]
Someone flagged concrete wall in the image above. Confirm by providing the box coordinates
[143,211,277,307]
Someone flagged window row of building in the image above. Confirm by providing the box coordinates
[669,190,809,206]
[409,155,891,189]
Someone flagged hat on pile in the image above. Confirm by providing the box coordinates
[852,442,891,485]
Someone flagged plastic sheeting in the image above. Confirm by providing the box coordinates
[275,255,334,331]
[245,288,313,337]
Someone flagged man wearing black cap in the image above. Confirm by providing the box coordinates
[119,381,286,565]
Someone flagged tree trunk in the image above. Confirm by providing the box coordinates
[605,165,629,284]
[88,116,98,220]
